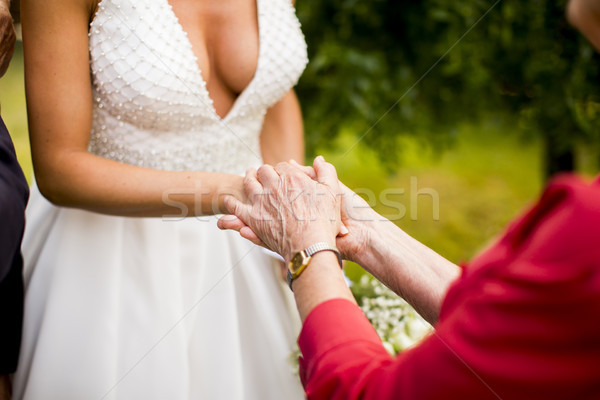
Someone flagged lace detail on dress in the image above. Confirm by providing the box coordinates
[88,0,308,174]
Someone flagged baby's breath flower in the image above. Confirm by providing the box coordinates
[291,275,433,373]
[351,276,431,355]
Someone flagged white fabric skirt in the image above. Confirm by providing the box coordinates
[13,184,303,400]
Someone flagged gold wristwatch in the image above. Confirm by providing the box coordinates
[287,242,343,291]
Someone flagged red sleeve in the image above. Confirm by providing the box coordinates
[298,299,393,400]
[298,174,600,400]
[298,299,502,400]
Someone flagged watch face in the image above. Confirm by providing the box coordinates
[289,251,308,274]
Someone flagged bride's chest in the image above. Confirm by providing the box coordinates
[88,0,307,131]
[170,0,260,96]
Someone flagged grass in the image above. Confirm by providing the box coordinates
[1,43,546,281]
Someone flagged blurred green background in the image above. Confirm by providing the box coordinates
[1,0,599,281]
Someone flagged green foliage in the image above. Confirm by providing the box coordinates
[296,0,600,175]
[320,119,543,270]
[481,0,600,172]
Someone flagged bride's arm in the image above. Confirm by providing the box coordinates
[22,0,244,218]
[259,90,305,165]
[260,2,304,165]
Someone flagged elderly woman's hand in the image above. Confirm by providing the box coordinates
[283,160,380,264]
[0,1,15,78]
[219,156,342,262]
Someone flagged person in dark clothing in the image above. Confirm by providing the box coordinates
[0,0,28,398]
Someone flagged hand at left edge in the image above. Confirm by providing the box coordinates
[0,1,15,78]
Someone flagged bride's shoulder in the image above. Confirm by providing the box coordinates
[21,0,100,42]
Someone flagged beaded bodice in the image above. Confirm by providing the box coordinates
[88,0,308,174]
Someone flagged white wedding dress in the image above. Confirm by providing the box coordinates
[13,0,308,399]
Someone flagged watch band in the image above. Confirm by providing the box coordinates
[304,242,339,259]
[287,242,343,291]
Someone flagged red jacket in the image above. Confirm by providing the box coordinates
[298,174,600,399]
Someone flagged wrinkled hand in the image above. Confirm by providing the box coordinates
[0,2,15,78]
[286,160,378,263]
[218,156,342,262]
[220,158,380,264]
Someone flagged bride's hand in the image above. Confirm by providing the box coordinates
[216,174,267,244]
[217,213,267,247]
[214,175,250,215]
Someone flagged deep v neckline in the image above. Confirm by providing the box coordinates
[165,0,262,123]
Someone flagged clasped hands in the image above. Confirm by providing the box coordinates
[218,156,372,264]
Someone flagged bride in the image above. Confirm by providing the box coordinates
[14,0,307,398]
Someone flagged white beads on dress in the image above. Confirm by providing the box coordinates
[87,0,308,174]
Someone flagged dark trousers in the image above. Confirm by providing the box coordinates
[0,116,28,374]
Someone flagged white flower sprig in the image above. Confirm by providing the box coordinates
[352,275,431,355]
